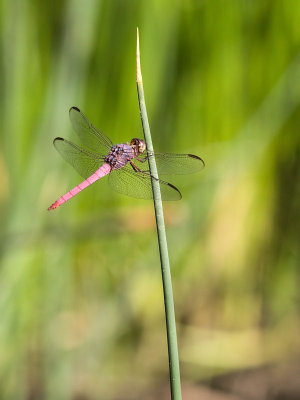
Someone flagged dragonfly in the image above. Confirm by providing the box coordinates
[48,107,205,210]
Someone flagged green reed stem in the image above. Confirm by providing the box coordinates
[136,28,182,400]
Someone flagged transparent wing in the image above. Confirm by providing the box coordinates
[54,137,105,179]
[69,106,113,153]
[134,152,205,175]
[108,164,182,201]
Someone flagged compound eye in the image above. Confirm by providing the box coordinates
[137,144,145,155]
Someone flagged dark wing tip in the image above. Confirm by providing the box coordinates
[167,182,182,200]
[69,106,80,113]
[188,154,205,167]
[53,137,64,145]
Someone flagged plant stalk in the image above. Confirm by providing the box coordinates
[136,28,182,400]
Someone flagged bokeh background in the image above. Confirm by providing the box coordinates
[1,1,300,399]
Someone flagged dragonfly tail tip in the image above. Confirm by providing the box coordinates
[48,201,59,211]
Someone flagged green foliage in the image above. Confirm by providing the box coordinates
[0,1,300,399]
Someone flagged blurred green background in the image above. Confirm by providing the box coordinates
[1,1,300,399]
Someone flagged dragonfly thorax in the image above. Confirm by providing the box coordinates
[104,144,135,169]
[130,138,146,156]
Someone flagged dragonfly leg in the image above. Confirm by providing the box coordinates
[135,156,148,163]
[130,162,157,181]
[130,161,143,173]
[130,161,151,175]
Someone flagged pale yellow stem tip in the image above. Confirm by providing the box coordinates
[136,27,142,83]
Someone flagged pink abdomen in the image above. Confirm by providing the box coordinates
[48,163,111,210]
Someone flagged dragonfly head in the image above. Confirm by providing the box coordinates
[130,138,146,155]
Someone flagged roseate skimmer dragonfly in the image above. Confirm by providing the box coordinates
[48,107,204,210]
